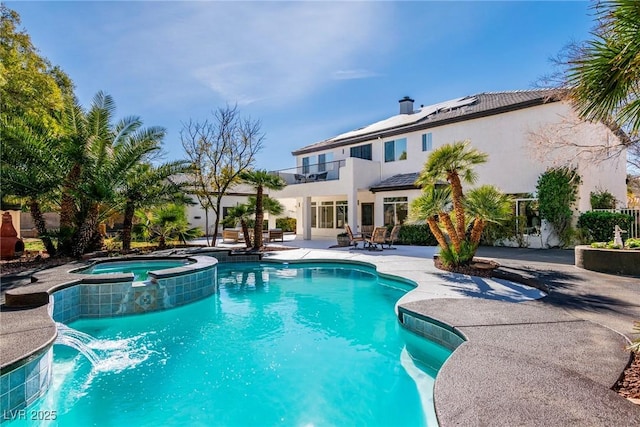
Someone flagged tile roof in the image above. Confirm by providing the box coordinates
[369,172,421,193]
[293,88,565,155]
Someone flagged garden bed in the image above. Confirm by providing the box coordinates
[575,245,640,276]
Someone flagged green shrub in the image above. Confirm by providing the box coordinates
[481,215,528,247]
[590,241,622,249]
[438,240,476,267]
[536,167,581,247]
[590,189,617,209]
[276,217,296,232]
[625,238,640,248]
[397,224,438,246]
[577,211,633,242]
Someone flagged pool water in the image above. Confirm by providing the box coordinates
[81,260,190,281]
[18,263,451,426]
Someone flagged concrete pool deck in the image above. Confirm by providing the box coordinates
[1,237,639,425]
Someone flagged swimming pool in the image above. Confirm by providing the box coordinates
[79,259,192,281]
[13,262,452,426]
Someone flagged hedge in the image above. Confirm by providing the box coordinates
[577,211,633,242]
[396,224,438,246]
[276,217,296,232]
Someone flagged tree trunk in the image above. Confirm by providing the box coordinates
[439,212,461,253]
[121,201,135,251]
[253,186,264,250]
[71,203,100,258]
[213,199,223,247]
[158,234,166,250]
[28,199,56,256]
[240,219,252,249]
[426,217,449,250]
[469,218,485,248]
[448,173,467,240]
[204,207,210,247]
[59,163,81,255]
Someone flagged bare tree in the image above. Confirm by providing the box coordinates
[181,105,264,246]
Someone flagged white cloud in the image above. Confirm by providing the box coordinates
[109,2,391,106]
[331,69,381,80]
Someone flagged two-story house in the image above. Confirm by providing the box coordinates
[271,89,627,246]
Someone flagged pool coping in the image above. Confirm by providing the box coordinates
[1,248,639,425]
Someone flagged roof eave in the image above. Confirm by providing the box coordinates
[369,184,421,193]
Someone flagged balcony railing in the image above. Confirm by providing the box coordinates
[271,160,346,185]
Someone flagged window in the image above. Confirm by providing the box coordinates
[384,138,407,162]
[350,144,372,160]
[318,152,333,172]
[361,203,374,228]
[513,197,540,235]
[422,133,432,151]
[311,202,317,228]
[336,200,348,228]
[302,156,317,174]
[383,197,408,226]
[319,201,334,228]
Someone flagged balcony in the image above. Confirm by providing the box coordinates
[272,160,346,185]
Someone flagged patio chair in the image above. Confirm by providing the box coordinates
[364,227,388,251]
[268,228,284,242]
[345,224,365,248]
[315,171,328,181]
[361,225,374,236]
[385,225,401,249]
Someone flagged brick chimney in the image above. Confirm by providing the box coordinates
[398,96,414,114]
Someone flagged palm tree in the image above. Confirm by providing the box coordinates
[239,170,286,250]
[567,0,640,138]
[66,92,166,257]
[119,161,193,251]
[136,204,201,249]
[413,141,510,268]
[225,204,253,248]
[409,186,453,250]
[415,140,488,241]
[464,185,513,248]
[0,115,67,255]
[226,196,285,249]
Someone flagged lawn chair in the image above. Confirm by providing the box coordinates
[364,227,388,251]
[345,224,364,248]
[385,225,401,249]
[268,228,284,242]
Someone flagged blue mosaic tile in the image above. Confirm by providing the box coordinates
[1,391,9,414]
[9,367,25,391]
[0,372,9,395]
[25,377,39,401]
[8,384,25,410]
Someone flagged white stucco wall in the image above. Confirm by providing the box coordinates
[293,101,627,209]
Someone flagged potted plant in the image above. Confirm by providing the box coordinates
[337,232,351,247]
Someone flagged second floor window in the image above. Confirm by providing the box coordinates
[350,144,372,160]
[422,133,433,151]
[302,157,311,174]
[318,153,333,172]
[384,138,407,162]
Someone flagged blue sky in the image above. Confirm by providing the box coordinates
[9,1,596,171]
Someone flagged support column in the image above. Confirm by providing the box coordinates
[302,197,312,240]
[347,189,358,232]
